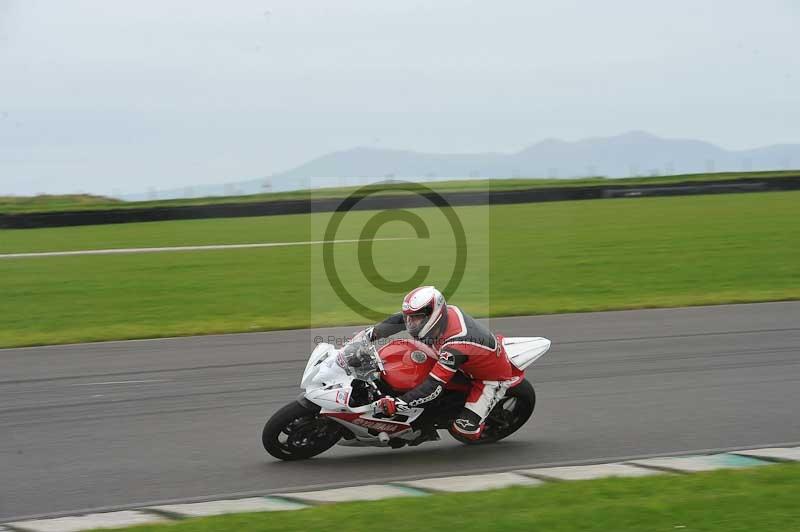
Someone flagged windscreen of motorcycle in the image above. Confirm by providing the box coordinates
[309,352,350,388]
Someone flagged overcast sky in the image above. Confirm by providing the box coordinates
[1,0,798,196]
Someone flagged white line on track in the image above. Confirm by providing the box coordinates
[70,380,170,386]
[0,237,409,259]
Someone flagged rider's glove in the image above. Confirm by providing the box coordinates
[374,396,407,417]
[346,327,373,347]
[374,397,397,416]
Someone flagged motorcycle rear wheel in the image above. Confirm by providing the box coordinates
[448,379,536,445]
[262,401,344,460]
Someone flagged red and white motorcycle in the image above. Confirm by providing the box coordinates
[262,336,551,460]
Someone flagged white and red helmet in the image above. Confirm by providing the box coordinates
[402,286,447,339]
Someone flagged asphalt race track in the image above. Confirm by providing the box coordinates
[2,302,799,521]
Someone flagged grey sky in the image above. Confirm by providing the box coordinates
[1,0,798,196]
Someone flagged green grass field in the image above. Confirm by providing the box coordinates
[1,191,798,348]
[0,194,122,214]
[1,170,797,214]
[92,463,800,532]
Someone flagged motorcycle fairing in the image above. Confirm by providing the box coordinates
[300,342,338,389]
[323,407,426,444]
[503,337,551,370]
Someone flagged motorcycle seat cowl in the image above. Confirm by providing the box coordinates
[502,337,551,370]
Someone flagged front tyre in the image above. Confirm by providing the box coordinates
[449,379,536,445]
[262,401,344,460]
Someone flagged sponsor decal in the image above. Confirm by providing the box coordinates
[335,390,349,405]
[439,351,456,368]
[455,418,476,429]
[336,351,347,368]
[411,350,428,364]
[454,418,480,433]
[352,418,408,433]
[407,384,442,406]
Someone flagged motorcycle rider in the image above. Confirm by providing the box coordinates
[345,286,523,440]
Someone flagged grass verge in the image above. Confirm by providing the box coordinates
[93,463,800,532]
[1,191,798,348]
[0,193,122,214]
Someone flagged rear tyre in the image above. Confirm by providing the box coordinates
[262,401,344,460]
[448,379,536,445]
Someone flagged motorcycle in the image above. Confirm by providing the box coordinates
[262,335,551,460]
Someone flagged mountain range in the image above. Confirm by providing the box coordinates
[125,131,800,200]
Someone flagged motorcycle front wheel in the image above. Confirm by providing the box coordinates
[448,378,536,445]
[262,401,344,460]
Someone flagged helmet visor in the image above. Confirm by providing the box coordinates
[404,312,428,337]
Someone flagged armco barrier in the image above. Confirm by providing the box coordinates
[1,176,798,229]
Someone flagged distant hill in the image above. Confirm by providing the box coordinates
[124,131,800,200]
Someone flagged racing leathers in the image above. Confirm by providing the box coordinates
[361,305,522,440]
